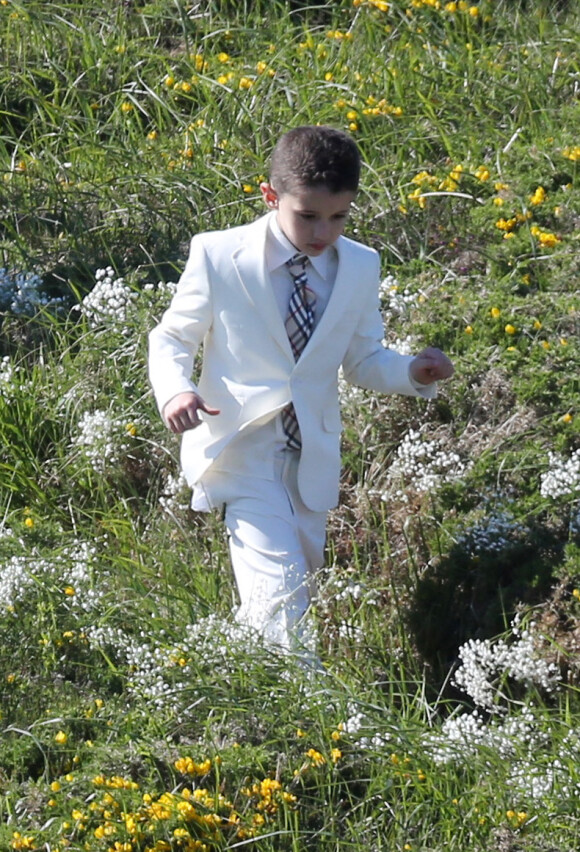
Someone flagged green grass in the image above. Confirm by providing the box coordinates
[1,0,580,850]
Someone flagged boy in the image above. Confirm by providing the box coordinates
[149,125,453,657]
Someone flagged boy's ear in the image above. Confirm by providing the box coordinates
[260,182,279,209]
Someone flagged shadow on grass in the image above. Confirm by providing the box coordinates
[406,518,565,690]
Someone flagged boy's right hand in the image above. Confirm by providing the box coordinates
[163,392,220,434]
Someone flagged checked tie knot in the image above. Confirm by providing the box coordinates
[285,253,308,277]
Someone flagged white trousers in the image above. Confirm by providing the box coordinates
[193,448,327,654]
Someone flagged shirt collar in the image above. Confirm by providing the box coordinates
[266,211,331,280]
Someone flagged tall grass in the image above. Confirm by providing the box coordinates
[1,1,580,850]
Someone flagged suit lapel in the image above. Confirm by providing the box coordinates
[299,236,356,356]
[232,214,294,360]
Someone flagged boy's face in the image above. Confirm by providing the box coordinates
[260,182,355,257]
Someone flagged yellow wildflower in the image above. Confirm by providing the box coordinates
[55,730,68,745]
[306,748,326,767]
[563,145,580,161]
[529,186,546,205]
[530,225,561,247]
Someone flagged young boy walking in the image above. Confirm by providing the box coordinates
[149,125,453,657]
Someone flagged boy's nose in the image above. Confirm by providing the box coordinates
[314,221,331,239]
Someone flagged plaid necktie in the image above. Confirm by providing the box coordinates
[282,253,316,450]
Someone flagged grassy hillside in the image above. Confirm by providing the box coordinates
[1,1,579,850]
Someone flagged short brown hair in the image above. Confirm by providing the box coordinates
[269,125,360,195]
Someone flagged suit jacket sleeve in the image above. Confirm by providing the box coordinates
[148,235,213,417]
[340,255,436,399]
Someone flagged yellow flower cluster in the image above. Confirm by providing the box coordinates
[353,0,390,11]
[174,757,212,776]
[410,0,480,10]
[562,145,580,161]
[93,774,140,790]
[506,809,529,827]
[327,29,354,40]
[444,0,480,13]
[495,211,532,234]
[305,747,327,767]
[406,164,468,208]
[242,777,297,815]
[362,96,403,117]
[11,834,36,851]
[530,225,561,248]
[529,185,546,206]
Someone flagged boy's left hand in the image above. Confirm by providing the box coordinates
[410,347,455,385]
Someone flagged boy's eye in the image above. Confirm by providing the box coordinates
[299,213,316,220]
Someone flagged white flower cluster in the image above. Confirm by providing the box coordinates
[387,335,415,355]
[86,615,268,718]
[453,622,559,713]
[338,370,366,405]
[159,471,190,515]
[72,409,137,472]
[425,704,541,765]
[508,729,580,802]
[425,706,580,804]
[0,355,34,403]
[79,267,138,329]
[379,275,420,321]
[0,267,66,316]
[142,279,178,301]
[385,428,468,498]
[0,540,104,614]
[423,617,561,789]
[455,511,526,555]
[540,449,580,500]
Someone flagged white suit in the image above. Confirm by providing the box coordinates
[149,212,435,653]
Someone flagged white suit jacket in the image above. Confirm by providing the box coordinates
[149,212,435,512]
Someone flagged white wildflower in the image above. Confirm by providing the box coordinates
[540,449,580,499]
[379,276,420,320]
[384,428,468,499]
[78,267,138,329]
[453,622,559,712]
[71,409,138,472]
[159,472,189,514]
